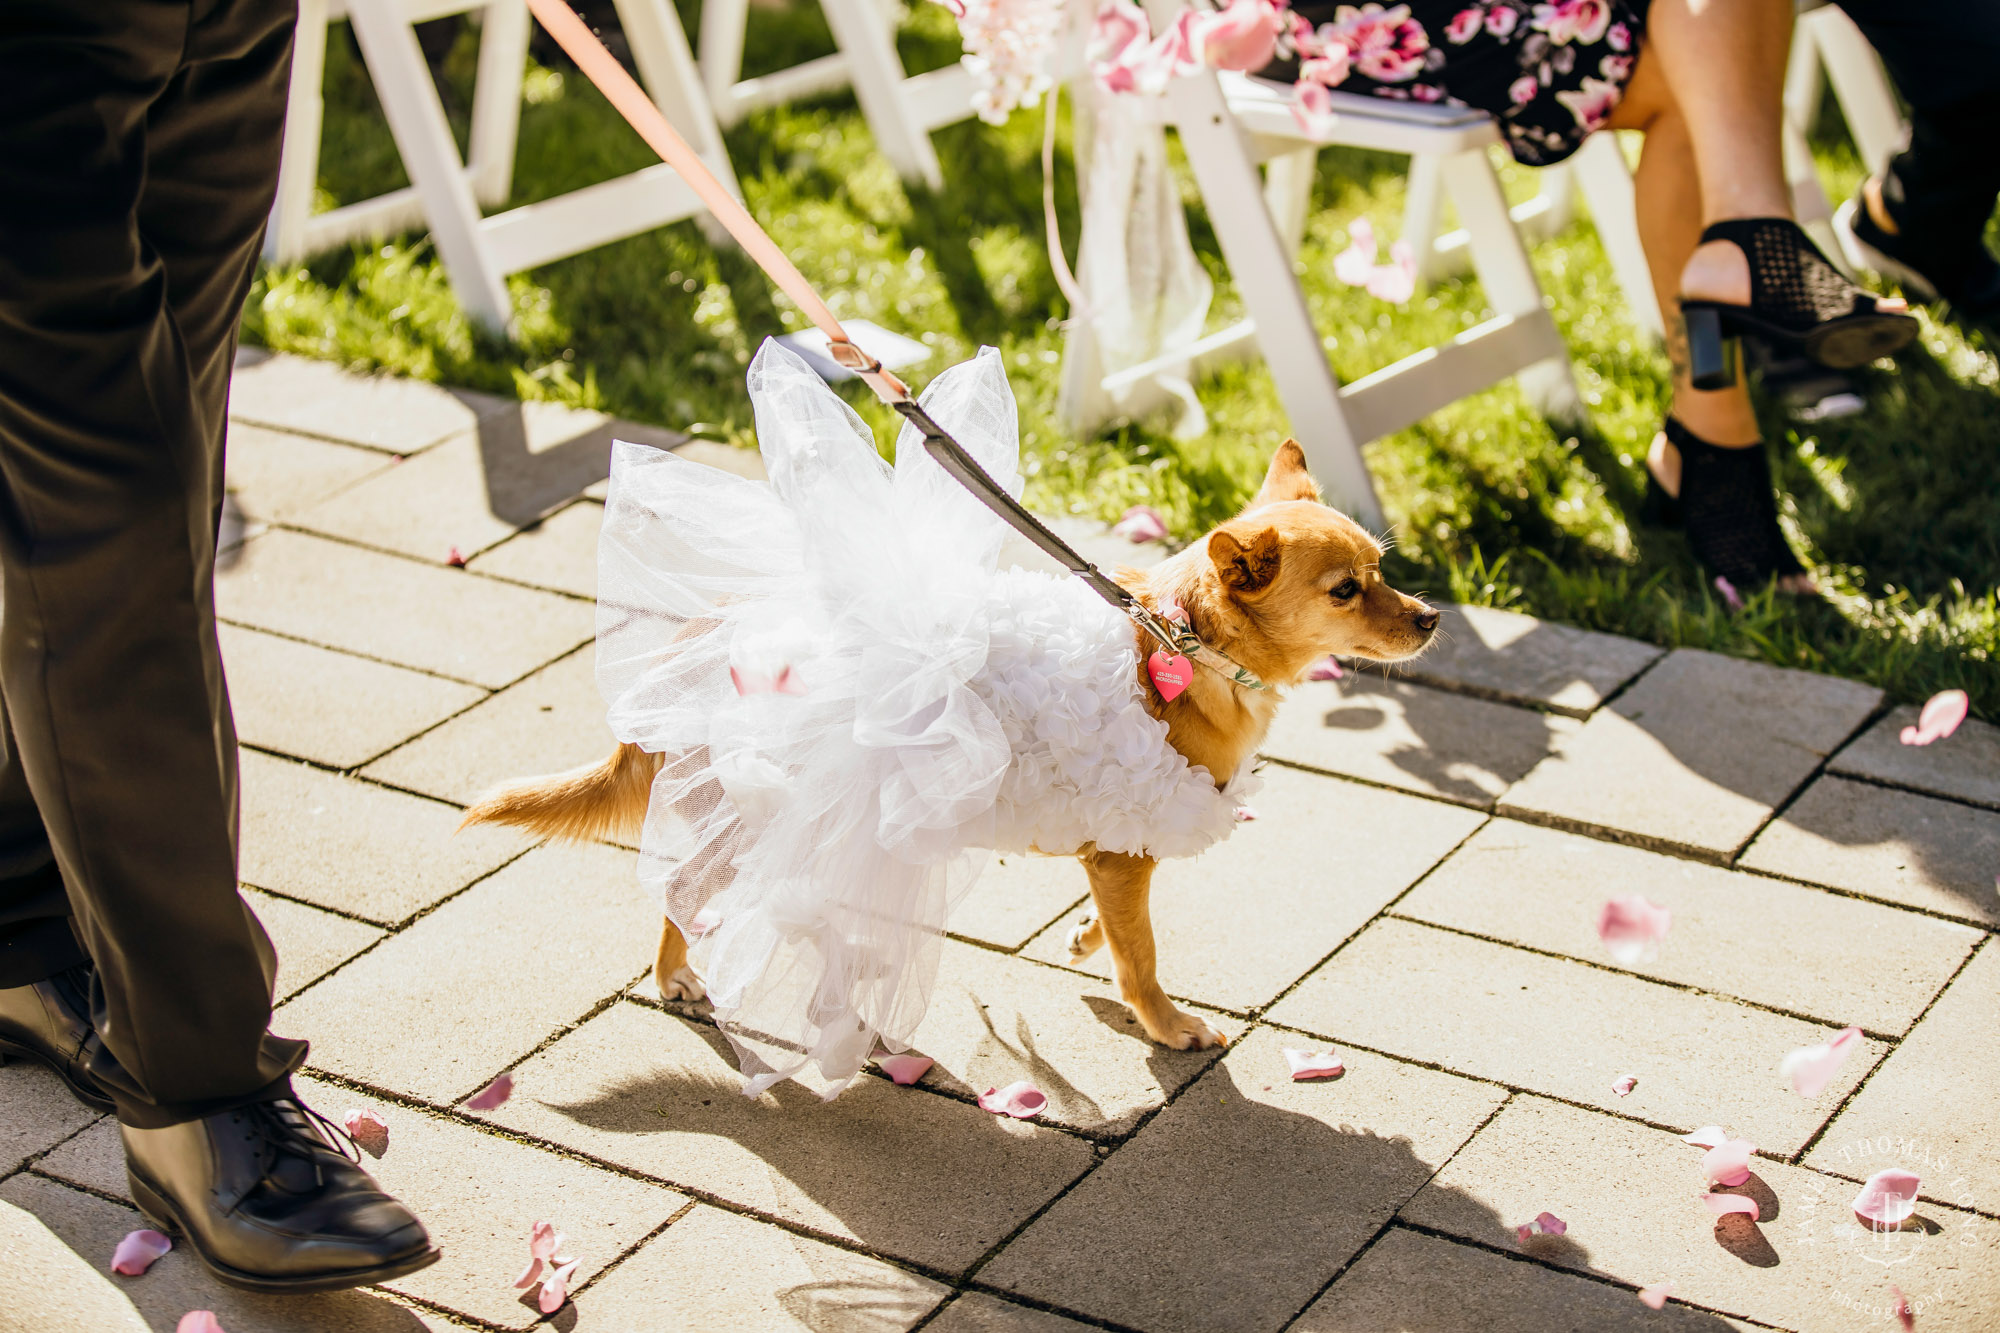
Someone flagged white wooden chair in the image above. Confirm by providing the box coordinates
[1062,66,1590,529]
[266,0,742,335]
[1782,0,1903,270]
[1786,1,1903,178]
[695,0,975,190]
[1403,133,1664,340]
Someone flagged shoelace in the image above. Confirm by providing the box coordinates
[235,1099,360,1192]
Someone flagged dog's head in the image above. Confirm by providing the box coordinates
[1191,441,1437,682]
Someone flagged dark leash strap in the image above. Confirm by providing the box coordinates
[891,400,1270,692]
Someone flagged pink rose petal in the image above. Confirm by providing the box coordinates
[1596,895,1671,965]
[1334,219,1377,287]
[1702,1192,1761,1221]
[977,1080,1048,1118]
[1611,1074,1637,1097]
[1638,1282,1674,1310]
[110,1228,172,1276]
[1365,240,1418,304]
[1306,655,1344,681]
[1283,1047,1345,1080]
[538,1258,580,1314]
[1779,1025,1863,1098]
[1899,689,1969,746]
[177,1315,227,1333]
[1233,805,1258,822]
[1892,1285,1915,1330]
[1112,505,1168,543]
[445,546,467,568]
[1853,1168,1921,1226]
[1681,1125,1729,1151]
[342,1108,389,1157]
[875,1051,934,1085]
[514,1255,543,1289]
[1515,1210,1567,1243]
[729,664,807,696]
[1702,1138,1757,1188]
[1713,575,1743,610]
[463,1072,513,1110]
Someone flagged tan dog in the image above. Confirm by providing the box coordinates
[462,441,1437,1051]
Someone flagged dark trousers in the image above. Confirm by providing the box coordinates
[1834,0,2000,289]
[0,0,306,1127]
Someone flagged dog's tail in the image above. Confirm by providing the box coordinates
[459,742,663,843]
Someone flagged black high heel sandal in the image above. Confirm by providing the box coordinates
[1645,417,1808,592]
[1679,217,1919,391]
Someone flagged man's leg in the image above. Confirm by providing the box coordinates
[0,0,439,1292]
[0,706,82,988]
[0,0,300,1128]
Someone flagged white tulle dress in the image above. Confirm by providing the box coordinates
[595,339,1257,1097]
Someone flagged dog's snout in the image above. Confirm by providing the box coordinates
[1412,606,1440,633]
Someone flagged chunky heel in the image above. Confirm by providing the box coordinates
[1678,217,1916,380]
[1682,305,1735,390]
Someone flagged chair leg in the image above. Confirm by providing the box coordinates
[1808,6,1905,178]
[265,0,331,265]
[1168,73,1382,528]
[696,0,751,127]
[1444,145,1584,426]
[347,0,514,332]
[1403,151,1448,284]
[616,0,745,246]
[821,0,944,190]
[1781,115,1846,275]
[1263,146,1317,260]
[468,0,532,208]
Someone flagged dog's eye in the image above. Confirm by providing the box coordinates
[1330,579,1361,601]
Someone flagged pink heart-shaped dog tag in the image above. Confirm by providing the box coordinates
[1148,651,1192,701]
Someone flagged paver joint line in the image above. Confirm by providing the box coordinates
[1377,911,1916,1042]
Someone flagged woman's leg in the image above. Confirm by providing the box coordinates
[1629,0,1908,311]
[1605,47,1817,591]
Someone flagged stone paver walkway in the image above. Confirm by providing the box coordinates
[6,351,1998,1332]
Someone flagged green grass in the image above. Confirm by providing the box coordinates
[244,6,2000,720]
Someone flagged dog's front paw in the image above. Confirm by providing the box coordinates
[1065,915,1104,961]
[660,965,706,1002]
[1136,1003,1227,1051]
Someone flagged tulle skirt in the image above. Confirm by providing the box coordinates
[595,339,1251,1096]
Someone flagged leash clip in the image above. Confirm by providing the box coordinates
[827,339,883,375]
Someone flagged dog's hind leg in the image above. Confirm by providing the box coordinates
[654,914,705,1001]
[1082,849,1226,1050]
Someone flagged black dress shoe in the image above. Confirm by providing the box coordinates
[123,1096,441,1293]
[0,965,117,1111]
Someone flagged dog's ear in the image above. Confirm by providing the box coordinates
[1252,439,1321,507]
[1209,525,1283,597]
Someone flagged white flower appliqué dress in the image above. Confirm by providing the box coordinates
[596,339,1256,1096]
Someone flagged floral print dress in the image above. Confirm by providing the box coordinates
[1258,0,1652,166]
